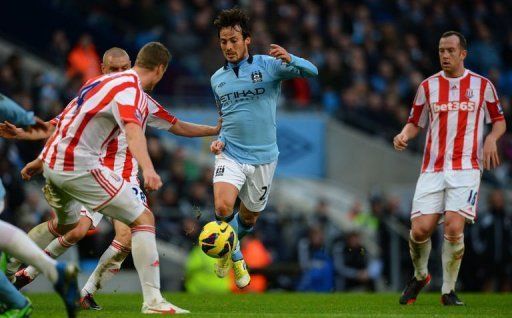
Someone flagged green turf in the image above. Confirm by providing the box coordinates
[26,292,512,317]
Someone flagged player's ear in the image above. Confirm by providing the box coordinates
[245,36,251,46]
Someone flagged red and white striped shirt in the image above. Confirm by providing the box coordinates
[408,69,505,173]
[48,93,177,183]
[42,70,147,171]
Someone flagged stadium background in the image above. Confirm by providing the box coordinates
[0,0,511,295]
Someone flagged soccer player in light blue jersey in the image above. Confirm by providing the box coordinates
[208,8,318,288]
[0,93,79,317]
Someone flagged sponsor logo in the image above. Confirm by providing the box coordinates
[218,88,266,104]
[450,84,458,90]
[215,165,225,177]
[251,70,263,83]
[217,82,226,88]
[431,101,476,113]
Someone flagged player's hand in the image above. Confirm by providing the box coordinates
[210,140,225,155]
[269,44,291,63]
[214,118,222,135]
[393,133,409,151]
[21,158,44,181]
[0,121,24,139]
[143,168,162,192]
[30,117,50,133]
[483,135,500,170]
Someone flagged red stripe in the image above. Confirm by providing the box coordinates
[47,220,60,237]
[471,80,486,169]
[421,80,432,172]
[91,169,115,196]
[434,77,449,171]
[94,169,118,194]
[452,75,471,169]
[122,151,134,180]
[147,95,178,125]
[93,180,124,211]
[63,81,138,170]
[58,236,73,248]
[104,138,119,170]
[42,100,76,163]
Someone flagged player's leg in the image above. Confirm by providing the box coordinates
[18,216,92,288]
[440,169,479,305]
[400,172,444,305]
[231,160,276,288]
[81,219,131,310]
[6,183,79,278]
[82,168,187,314]
[0,270,32,316]
[0,221,58,284]
[0,219,80,317]
[440,211,466,305]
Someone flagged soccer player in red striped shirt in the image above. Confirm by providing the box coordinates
[393,31,506,306]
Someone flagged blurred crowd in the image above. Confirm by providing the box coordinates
[1,0,512,292]
[4,0,512,184]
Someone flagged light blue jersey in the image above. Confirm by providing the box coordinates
[211,53,318,164]
[0,93,36,201]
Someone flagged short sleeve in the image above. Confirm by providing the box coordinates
[483,80,504,124]
[113,84,143,128]
[147,97,178,130]
[407,84,429,128]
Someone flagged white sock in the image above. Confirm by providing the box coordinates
[409,232,431,280]
[82,240,130,297]
[0,221,58,283]
[25,236,74,279]
[442,234,464,294]
[6,220,59,276]
[131,225,163,305]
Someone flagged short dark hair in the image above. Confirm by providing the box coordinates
[135,42,171,70]
[214,8,251,38]
[441,31,467,50]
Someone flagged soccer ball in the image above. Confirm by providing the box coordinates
[198,221,237,258]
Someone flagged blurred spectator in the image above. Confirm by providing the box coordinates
[331,231,382,291]
[469,189,512,292]
[47,30,70,69]
[297,225,334,292]
[67,34,101,82]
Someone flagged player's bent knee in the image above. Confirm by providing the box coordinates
[55,222,79,236]
[410,226,432,242]
[215,201,234,217]
[130,209,154,227]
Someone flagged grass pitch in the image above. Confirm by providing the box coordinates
[27,292,512,317]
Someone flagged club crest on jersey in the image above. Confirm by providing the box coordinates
[465,88,474,99]
[251,70,263,83]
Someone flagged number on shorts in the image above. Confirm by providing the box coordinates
[259,186,268,201]
[467,190,478,206]
[132,187,147,204]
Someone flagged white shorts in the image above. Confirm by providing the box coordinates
[79,182,147,229]
[213,153,277,212]
[42,164,147,225]
[411,169,481,222]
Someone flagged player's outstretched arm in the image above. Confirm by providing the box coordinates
[0,120,54,140]
[124,122,162,191]
[483,119,506,170]
[169,118,221,137]
[268,44,318,78]
[393,123,421,151]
